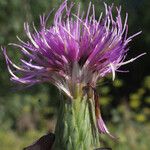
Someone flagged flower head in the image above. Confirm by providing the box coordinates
[2,1,145,95]
[2,0,145,138]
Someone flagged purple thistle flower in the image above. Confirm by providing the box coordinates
[2,1,145,139]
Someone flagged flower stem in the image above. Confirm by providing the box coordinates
[52,91,100,150]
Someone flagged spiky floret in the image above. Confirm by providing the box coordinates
[2,0,145,138]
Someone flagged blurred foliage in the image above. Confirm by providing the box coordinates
[0,0,149,150]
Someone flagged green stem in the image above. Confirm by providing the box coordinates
[52,91,100,150]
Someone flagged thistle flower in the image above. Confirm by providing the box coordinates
[2,1,145,149]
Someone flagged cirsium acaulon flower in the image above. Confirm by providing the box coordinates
[2,1,145,138]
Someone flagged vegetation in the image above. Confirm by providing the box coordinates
[0,0,149,149]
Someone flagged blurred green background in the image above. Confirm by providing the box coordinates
[0,0,149,150]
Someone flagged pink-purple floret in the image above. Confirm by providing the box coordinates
[3,1,145,86]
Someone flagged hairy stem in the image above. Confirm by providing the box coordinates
[52,91,100,150]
